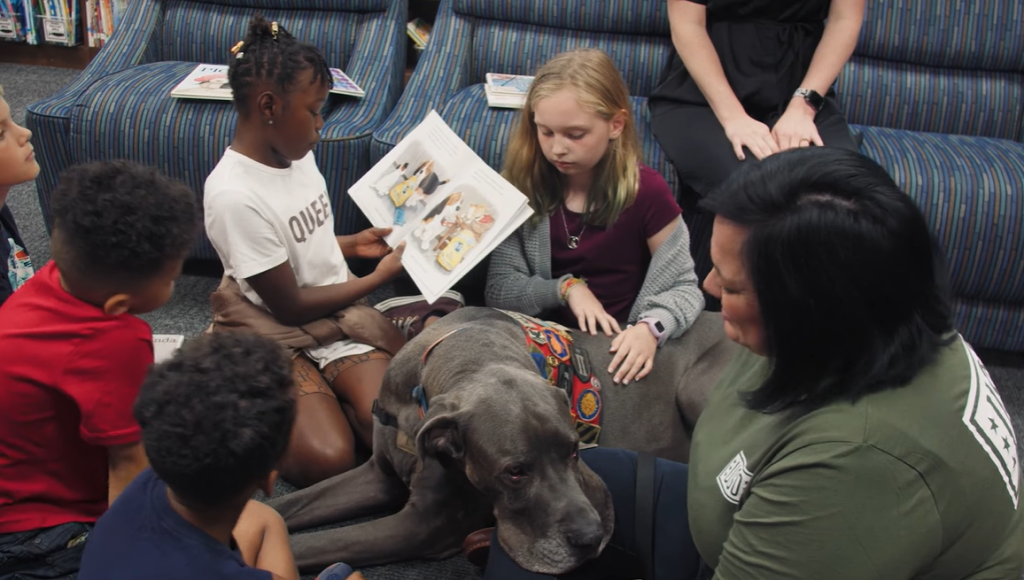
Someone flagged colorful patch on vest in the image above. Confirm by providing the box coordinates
[576,389,601,422]
[543,329,570,361]
[498,309,602,445]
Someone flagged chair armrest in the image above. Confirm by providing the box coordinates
[321,0,407,139]
[372,0,473,152]
[28,0,161,119]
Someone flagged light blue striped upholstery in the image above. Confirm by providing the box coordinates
[452,0,670,35]
[837,0,1024,137]
[27,0,406,261]
[855,125,1024,351]
[832,0,1024,351]
[851,0,1024,71]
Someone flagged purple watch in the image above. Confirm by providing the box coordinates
[638,317,667,346]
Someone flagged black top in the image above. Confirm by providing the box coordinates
[651,0,831,119]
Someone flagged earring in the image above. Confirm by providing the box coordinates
[268,120,274,125]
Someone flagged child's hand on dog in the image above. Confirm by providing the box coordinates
[566,285,620,336]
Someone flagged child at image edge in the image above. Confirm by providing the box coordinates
[0,84,37,307]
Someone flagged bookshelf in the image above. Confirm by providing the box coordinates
[0,0,98,68]
[2,0,442,72]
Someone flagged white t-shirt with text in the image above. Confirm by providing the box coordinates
[205,148,373,366]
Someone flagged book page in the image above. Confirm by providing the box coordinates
[347,111,533,302]
[152,334,185,364]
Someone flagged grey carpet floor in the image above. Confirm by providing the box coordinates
[3,63,1022,579]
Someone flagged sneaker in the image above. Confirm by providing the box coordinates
[373,290,465,341]
[316,562,360,580]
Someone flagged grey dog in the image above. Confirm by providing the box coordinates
[268,307,735,574]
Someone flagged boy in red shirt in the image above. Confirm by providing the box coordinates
[0,160,197,578]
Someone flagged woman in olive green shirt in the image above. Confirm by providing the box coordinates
[483,147,1023,580]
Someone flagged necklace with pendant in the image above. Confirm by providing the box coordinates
[559,204,586,250]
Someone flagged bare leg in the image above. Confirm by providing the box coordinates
[278,356,358,488]
[234,500,299,580]
[322,351,390,445]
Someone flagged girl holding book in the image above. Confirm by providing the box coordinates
[204,16,459,489]
[485,49,704,386]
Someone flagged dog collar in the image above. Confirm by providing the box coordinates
[372,327,466,429]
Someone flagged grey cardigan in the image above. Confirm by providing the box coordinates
[484,217,705,340]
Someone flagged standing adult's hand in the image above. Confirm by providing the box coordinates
[772,98,824,152]
[721,114,780,161]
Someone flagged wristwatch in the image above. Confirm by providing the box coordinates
[793,88,825,113]
[638,317,667,346]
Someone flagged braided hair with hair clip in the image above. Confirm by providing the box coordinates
[228,14,332,115]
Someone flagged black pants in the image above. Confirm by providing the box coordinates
[482,448,702,580]
[652,98,859,311]
[0,522,92,580]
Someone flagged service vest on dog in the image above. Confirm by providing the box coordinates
[688,337,1024,580]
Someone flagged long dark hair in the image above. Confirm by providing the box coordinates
[702,147,954,413]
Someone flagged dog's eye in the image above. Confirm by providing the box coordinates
[506,465,527,481]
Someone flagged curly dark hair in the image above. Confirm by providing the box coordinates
[49,160,197,287]
[134,332,296,507]
[228,14,332,114]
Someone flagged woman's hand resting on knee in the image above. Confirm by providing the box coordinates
[566,285,621,337]
[608,324,658,385]
[721,113,779,161]
[772,99,824,152]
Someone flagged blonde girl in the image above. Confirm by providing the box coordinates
[485,49,704,385]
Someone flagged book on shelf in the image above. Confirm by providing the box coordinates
[346,110,534,303]
[406,17,430,48]
[1,0,84,45]
[169,64,365,101]
[484,73,534,109]
[152,334,185,364]
[86,0,127,47]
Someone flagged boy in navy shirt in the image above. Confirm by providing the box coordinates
[78,332,360,580]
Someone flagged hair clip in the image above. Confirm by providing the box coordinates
[230,40,245,59]
[271,21,279,40]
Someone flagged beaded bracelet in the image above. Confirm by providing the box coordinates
[559,276,586,303]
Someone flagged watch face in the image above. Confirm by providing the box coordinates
[805,90,824,111]
[654,321,665,333]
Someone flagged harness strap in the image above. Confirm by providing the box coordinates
[635,451,656,580]
[372,327,466,428]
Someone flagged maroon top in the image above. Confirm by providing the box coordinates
[549,165,682,327]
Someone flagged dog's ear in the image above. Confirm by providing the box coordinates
[417,413,463,459]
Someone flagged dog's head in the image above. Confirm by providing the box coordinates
[417,366,613,574]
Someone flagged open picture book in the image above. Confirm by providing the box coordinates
[347,111,534,303]
[170,63,365,100]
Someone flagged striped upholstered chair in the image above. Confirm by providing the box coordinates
[835,0,1024,352]
[371,0,676,302]
[26,0,406,261]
